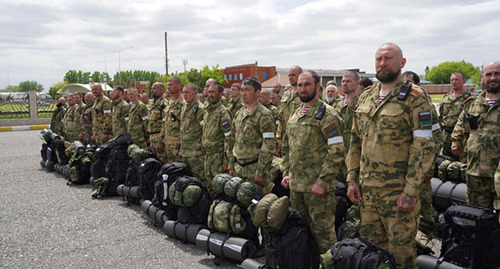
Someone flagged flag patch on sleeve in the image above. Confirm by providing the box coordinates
[221,121,231,132]
[419,111,432,129]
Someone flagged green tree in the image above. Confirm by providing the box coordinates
[426,61,481,85]
[19,80,43,92]
[0,85,21,92]
[48,81,68,98]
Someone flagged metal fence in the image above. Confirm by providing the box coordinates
[0,92,56,119]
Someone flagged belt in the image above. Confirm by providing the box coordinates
[236,159,258,167]
[443,127,453,134]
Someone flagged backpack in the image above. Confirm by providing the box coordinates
[118,160,141,204]
[434,154,457,178]
[104,144,129,196]
[323,237,397,269]
[90,146,111,180]
[68,145,93,185]
[169,176,211,224]
[208,199,258,242]
[264,209,320,269]
[440,205,500,268]
[138,158,163,201]
[335,180,352,237]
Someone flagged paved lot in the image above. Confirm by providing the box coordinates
[0,130,241,269]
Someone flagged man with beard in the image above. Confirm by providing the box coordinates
[439,72,475,159]
[110,85,130,138]
[281,70,344,254]
[452,61,500,210]
[346,43,436,269]
[325,85,338,106]
[202,82,233,193]
[277,65,303,156]
[91,83,113,145]
[202,78,217,105]
[147,82,166,154]
[79,93,94,145]
[51,97,66,136]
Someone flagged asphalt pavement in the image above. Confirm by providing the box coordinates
[0,130,241,269]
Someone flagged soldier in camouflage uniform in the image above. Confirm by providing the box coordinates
[325,85,339,106]
[147,82,166,154]
[272,82,282,97]
[91,83,113,145]
[228,77,276,195]
[180,83,206,181]
[202,78,217,105]
[51,97,66,136]
[73,93,85,141]
[281,70,344,254]
[78,93,94,145]
[227,83,244,117]
[277,65,303,157]
[202,82,233,193]
[258,88,279,127]
[126,88,149,149]
[346,43,437,269]
[63,93,77,142]
[439,72,475,160]
[451,61,500,210]
[110,86,130,138]
[159,76,185,163]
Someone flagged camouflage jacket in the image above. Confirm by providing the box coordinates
[73,103,85,138]
[147,97,166,135]
[202,101,233,165]
[346,79,437,197]
[494,161,500,210]
[451,91,499,178]
[92,95,113,136]
[127,101,149,148]
[111,99,130,137]
[283,100,344,192]
[161,96,185,148]
[263,103,279,127]
[63,105,78,140]
[51,105,67,134]
[439,90,475,130]
[332,95,359,152]
[227,98,244,118]
[180,100,205,157]
[228,103,276,178]
[277,87,301,143]
[80,101,93,142]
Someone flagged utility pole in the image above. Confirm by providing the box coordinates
[165,32,169,75]
[183,60,188,72]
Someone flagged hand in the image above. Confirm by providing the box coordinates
[91,133,96,141]
[281,176,289,189]
[156,143,165,154]
[277,143,283,153]
[311,183,325,196]
[100,134,109,144]
[347,181,362,203]
[451,146,461,157]
[397,193,417,213]
[229,169,235,177]
[254,175,264,186]
[498,214,500,225]
[177,150,182,159]
[424,174,432,181]
[221,164,228,172]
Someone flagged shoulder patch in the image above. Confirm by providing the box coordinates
[410,88,421,97]
[221,121,230,132]
[419,111,432,129]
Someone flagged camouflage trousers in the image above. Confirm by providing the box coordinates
[234,162,273,195]
[290,190,337,254]
[466,174,497,209]
[204,151,226,195]
[149,133,163,154]
[420,179,433,223]
[183,154,206,182]
[130,132,148,149]
[360,186,420,269]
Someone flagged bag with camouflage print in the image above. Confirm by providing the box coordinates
[207,199,258,240]
[169,176,211,224]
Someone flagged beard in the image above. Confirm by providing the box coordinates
[299,89,316,103]
[487,85,500,94]
[376,68,400,83]
[152,91,162,99]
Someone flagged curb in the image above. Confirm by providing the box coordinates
[0,125,50,132]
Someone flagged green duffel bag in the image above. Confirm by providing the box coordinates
[169,180,202,208]
[236,182,262,208]
[438,160,452,181]
[212,173,232,196]
[251,193,290,230]
[224,177,245,199]
[447,161,463,182]
[127,144,152,165]
[208,199,246,234]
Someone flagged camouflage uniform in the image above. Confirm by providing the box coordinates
[74,103,85,141]
[127,101,149,149]
[263,103,279,127]
[147,97,166,152]
[202,101,233,193]
[229,103,276,194]
[282,100,344,254]
[63,105,77,142]
[326,96,339,106]
[79,101,93,145]
[221,96,229,107]
[494,161,500,210]
[92,95,113,145]
[160,97,185,163]
[277,87,301,156]
[439,90,474,159]
[227,98,244,117]
[451,91,499,209]
[180,100,206,181]
[111,98,130,138]
[51,105,66,135]
[346,79,436,269]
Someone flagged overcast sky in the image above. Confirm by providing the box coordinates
[1,0,499,90]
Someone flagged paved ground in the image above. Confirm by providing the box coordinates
[0,130,242,269]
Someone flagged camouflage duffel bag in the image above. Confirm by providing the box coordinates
[208,199,258,240]
[250,193,290,230]
[223,176,263,208]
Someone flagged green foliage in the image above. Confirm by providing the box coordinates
[48,81,68,98]
[112,70,162,88]
[426,61,481,85]
[19,80,43,92]
[0,85,21,92]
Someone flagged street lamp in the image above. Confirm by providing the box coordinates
[115,46,133,85]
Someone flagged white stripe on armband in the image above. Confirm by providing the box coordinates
[413,129,433,139]
[200,120,204,126]
[142,115,149,120]
[275,120,279,125]
[327,136,343,145]
[224,131,231,137]
[432,123,440,131]
[262,132,275,139]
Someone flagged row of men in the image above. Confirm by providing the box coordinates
[49,42,500,268]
